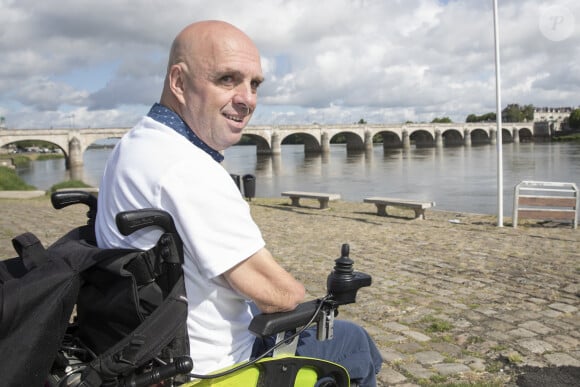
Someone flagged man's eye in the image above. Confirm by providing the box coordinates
[251,80,261,91]
[220,76,234,85]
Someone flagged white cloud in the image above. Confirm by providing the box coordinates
[0,0,579,129]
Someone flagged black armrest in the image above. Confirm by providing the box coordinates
[248,300,321,338]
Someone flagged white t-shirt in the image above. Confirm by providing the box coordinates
[95,116,265,374]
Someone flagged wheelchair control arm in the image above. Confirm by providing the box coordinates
[248,244,371,342]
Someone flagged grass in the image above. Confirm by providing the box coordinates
[466,336,485,345]
[421,315,454,333]
[0,154,32,167]
[553,132,580,142]
[0,166,36,190]
[506,352,523,364]
[37,154,65,161]
[0,152,64,165]
[0,165,93,193]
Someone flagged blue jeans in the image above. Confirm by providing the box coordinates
[252,320,382,387]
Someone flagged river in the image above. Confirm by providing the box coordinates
[15,142,580,216]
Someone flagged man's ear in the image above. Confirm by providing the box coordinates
[169,64,186,104]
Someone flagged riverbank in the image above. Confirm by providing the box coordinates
[0,197,578,386]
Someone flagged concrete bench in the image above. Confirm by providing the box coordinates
[513,181,578,229]
[282,191,341,209]
[364,197,435,219]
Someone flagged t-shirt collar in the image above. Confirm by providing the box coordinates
[147,103,224,163]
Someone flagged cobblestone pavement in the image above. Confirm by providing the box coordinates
[1,196,579,386]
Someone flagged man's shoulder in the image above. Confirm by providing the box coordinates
[123,117,194,151]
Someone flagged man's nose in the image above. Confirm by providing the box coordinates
[233,82,257,110]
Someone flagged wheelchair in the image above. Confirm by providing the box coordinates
[45,191,373,387]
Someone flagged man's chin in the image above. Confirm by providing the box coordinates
[219,133,243,150]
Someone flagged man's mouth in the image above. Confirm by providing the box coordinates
[223,113,244,123]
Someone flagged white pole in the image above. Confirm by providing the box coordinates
[492,0,503,227]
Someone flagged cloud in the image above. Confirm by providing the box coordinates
[0,0,579,128]
[87,55,166,110]
[7,77,89,111]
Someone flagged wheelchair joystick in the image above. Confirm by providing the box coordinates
[326,243,372,305]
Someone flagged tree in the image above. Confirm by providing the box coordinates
[502,104,523,122]
[357,118,367,124]
[466,112,496,123]
[502,104,534,122]
[466,114,477,123]
[521,104,534,121]
[569,109,580,130]
[431,117,452,123]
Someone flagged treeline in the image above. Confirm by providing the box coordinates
[416,104,537,124]
[465,112,496,123]
[466,104,534,123]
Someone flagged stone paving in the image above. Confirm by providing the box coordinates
[1,196,579,386]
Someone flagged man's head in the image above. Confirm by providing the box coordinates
[160,20,264,151]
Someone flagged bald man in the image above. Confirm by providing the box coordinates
[96,20,381,386]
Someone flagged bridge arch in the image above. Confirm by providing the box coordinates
[0,128,130,169]
[329,131,365,152]
[441,128,464,147]
[517,127,533,142]
[240,133,272,154]
[375,131,402,149]
[470,128,491,145]
[502,128,513,143]
[280,132,321,153]
[409,129,435,148]
[2,138,68,158]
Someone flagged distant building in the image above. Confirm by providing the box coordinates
[533,106,575,133]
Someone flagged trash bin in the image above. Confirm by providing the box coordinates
[230,174,241,193]
[242,174,256,201]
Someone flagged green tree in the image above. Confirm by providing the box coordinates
[431,117,452,123]
[466,114,477,123]
[466,112,496,122]
[502,104,523,122]
[502,104,534,122]
[569,108,580,129]
[522,104,535,121]
[357,118,367,124]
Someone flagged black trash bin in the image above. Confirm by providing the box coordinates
[230,174,242,193]
[242,174,256,201]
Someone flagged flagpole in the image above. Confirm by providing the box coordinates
[493,0,504,227]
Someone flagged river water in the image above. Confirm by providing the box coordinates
[15,142,580,216]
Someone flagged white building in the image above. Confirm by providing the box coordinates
[533,106,574,132]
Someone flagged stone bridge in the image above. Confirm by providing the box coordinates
[0,122,540,167]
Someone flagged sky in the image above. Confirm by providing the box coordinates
[0,0,578,129]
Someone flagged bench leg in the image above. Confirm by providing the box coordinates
[375,204,387,216]
[318,199,329,209]
[290,197,301,207]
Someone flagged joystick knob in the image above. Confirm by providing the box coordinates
[327,244,372,305]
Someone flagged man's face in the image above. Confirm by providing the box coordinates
[181,36,264,151]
